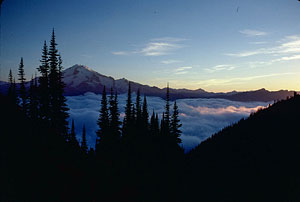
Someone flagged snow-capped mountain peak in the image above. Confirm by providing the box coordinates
[63,64,115,94]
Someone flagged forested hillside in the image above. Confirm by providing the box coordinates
[185,93,300,201]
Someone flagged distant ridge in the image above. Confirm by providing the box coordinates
[0,64,296,102]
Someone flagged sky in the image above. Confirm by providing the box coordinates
[1,0,300,92]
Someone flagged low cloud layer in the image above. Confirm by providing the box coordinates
[66,93,268,151]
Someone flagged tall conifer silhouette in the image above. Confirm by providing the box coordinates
[109,88,121,146]
[7,69,18,105]
[142,95,149,132]
[96,86,109,153]
[28,75,38,120]
[81,124,88,154]
[48,30,69,136]
[69,119,79,149]
[170,100,182,144]
[37,41,50,121]
[162,83,171,136]
[18,57,26,111]
[123,82,133,139]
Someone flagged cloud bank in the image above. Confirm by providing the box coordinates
[66,93,269,151]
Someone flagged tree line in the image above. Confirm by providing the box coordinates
[7,29,69,137]
[6,29,183,163]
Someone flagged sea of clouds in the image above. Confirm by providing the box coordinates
[66,92,269,151]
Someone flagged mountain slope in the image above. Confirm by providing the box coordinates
[61,65,296,101]
[185,95,300,201]
[0,64,296,102]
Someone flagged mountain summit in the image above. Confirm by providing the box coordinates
[61,65,295,102]
[0,64,296,102]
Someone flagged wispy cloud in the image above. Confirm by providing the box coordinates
[174,66,192,75]
[226,50,263,57]
[197,72,295,87]
[161,60,182,64]
[140,42,180,56]
[272,54,300,63]
[111,51,130,55]
[151,37,187,42]
[248,61,273,68]
[239,29,268,37]
[112,37,185,56]
[226,35,300,58]
[205,64,236,73]
[250,41,267,45]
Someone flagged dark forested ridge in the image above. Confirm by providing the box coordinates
[185,93,300,202]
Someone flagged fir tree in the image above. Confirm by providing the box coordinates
[12,78,19,105]
[7,69,18,104]
[150,110,156,136]
[81,124,88,154]
[109,88,121,145]
[18,57,27,111]
[96,86,110,153]
[69,119,79,149]
[48,30,69,136]
[160,112,165,136]
[154,113,159,135]
[28,75,38,120]
[37,40,50,121]
[48,29,60,126]
[142,95,149,130]
[162,83,171,136]
[57,54,69,135]
[8,69,13,95]
[170,101,182,144]
[122,82,133,138]
[135,89,142,126]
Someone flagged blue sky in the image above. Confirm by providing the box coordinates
[1,0,300,92]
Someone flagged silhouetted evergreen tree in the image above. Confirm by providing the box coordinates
[109,88,121,146]
[155,113,159,135]
[7,69,18,105]
[160,112,165,136]
[7,69,13,96]
[69,119,79,149]
[170,101,182,144]
[48,30,69,136]
[162,84,171,136]
[135,89,142,126]
[96,86,110,153]
[37,40,50,121]
[57,54,69,135]
[12,78,19,105]
[122,82,133,138]
[141,95,149,133]
[28,75,38,120]
[150,110,159,136]
[18,57,27,111]
[81,124,88,154]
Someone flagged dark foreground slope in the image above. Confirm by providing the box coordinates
[185,94,300,202]
[0,93,184,202]
[0,94,92,201]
